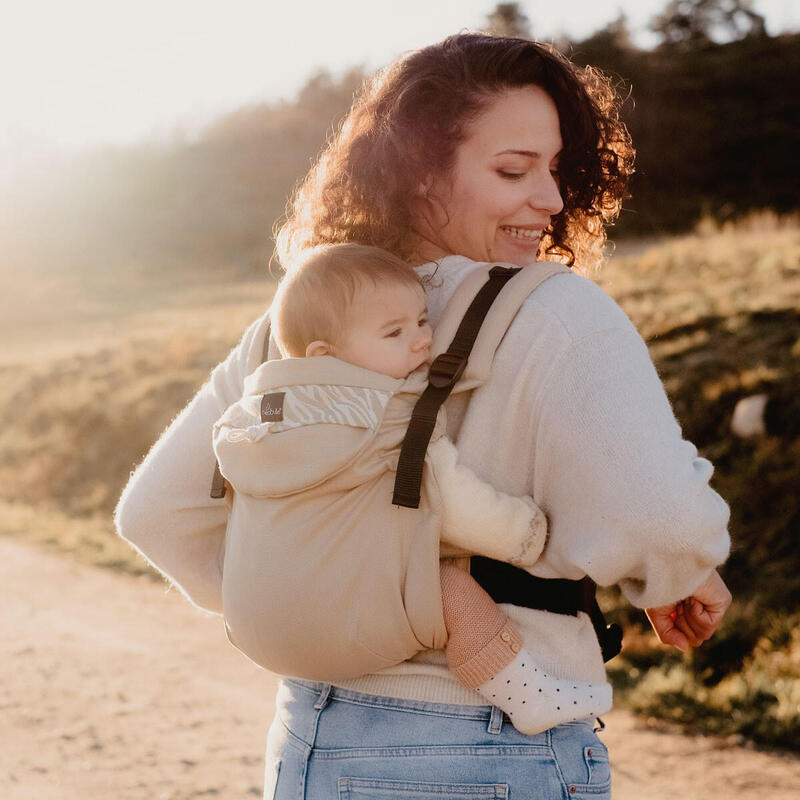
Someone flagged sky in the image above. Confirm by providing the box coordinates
[1,0,797,179]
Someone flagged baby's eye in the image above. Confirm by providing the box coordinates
[385,329,401,338]
[418,317,428,327]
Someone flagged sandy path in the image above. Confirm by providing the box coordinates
[3,538,799,800]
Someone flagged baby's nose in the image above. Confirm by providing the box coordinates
[415,329,433,351]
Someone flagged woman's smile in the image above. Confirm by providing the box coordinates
[498,224,545,251]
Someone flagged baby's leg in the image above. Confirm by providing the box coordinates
[440,563,611,734]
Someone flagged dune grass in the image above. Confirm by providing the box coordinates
[0,270,274,574]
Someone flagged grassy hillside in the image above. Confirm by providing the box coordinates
[594,212,800,750]
[2,213,798,748]
[0,270,274,565]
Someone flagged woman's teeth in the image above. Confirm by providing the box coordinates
[501,226,541,241]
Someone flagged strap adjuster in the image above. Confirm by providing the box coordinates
[428,352,467,389]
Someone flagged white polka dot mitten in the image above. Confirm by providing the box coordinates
[476,648,612,735]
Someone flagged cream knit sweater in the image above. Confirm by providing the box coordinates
[116,255,730,710]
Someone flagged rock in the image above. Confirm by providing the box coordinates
[731,394,768,437]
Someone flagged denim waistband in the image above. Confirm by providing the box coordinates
[285,678,496,721]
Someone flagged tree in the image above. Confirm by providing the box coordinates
[578,13,634,52]
[651,0,766,48]
[485,3,532,39]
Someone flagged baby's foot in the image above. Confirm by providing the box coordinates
[476,649,612,735]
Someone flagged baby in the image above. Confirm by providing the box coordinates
[214,243,611,734]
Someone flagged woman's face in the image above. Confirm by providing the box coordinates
[416,86,564,267]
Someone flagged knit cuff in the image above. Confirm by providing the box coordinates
[449,621,524,689]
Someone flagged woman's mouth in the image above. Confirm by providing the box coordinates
[499,226,542,247]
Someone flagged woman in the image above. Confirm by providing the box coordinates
[116,33,732,799]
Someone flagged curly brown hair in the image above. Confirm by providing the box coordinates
[276,33,634,272]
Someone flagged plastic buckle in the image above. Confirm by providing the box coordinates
[428,352,467,389]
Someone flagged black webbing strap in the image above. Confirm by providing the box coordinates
[470,557,623,662]
[392,266,520,508]
[589,589,624,662]
[210,318,273,499]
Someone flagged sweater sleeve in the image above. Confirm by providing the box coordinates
[532,325,731,609]
[114,312,270,614]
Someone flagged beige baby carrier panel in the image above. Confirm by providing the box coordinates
[213,262,569,681]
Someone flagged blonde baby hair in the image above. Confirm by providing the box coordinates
[272,243,424,358]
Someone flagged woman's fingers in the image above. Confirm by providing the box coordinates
[682,570,732,641]
[645,605,689,651]
[645,570,733,651]
[671,599,713,646]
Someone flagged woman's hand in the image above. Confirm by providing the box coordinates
[645,570,732,652]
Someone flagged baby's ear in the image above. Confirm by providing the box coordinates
[305,340,332,358]
[417,173,435,198]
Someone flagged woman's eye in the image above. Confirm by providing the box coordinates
[385,329,401,338]
[497,170,524,180]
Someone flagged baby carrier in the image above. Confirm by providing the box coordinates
[211,262,622,681]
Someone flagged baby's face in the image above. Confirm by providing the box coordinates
[334,281,433,379]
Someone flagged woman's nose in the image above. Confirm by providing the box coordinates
[530,173,564,216]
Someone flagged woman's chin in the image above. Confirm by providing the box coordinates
[490,252,540,268]
[489,241,542,268]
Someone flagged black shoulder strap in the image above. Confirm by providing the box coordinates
[392,266,519,508]
[210,318,272,499]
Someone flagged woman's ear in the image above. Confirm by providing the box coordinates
[305,340,333,358]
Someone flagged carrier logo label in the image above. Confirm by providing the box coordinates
[261,392,285,422]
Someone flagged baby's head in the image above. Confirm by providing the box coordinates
[272,244,433,379]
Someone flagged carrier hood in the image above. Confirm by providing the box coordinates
[213,356,425,496]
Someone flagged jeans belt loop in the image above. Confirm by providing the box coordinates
[487,704,504,735]
[313,683,333,711]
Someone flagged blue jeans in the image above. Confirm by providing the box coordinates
[265,679,611,799]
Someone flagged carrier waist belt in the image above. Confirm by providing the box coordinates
[471,557,586,613]
[470,557,623,662]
